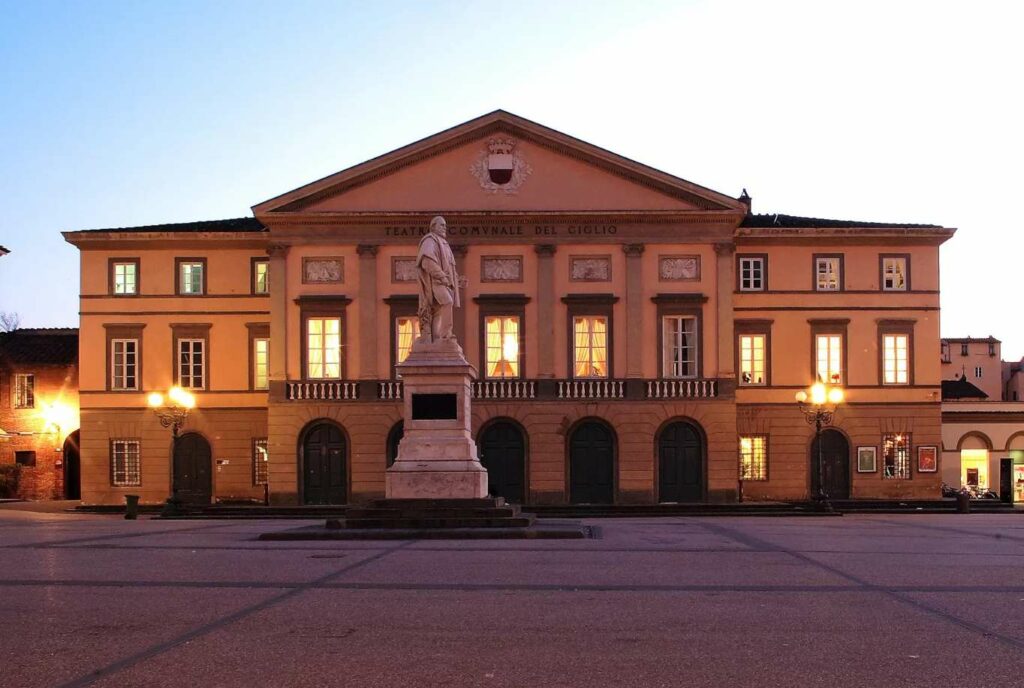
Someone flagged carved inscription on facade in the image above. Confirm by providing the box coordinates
[659,255,701,281]
[302,257,344,284]
[570,255,612,282]
[391,256,418,283]
[481,256,523,282]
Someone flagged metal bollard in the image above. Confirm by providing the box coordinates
[124,494,140,520]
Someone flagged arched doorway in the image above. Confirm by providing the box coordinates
[386,421,403,468]
[173,433,212,505]
[478,420,526,503]
[301,421,347,504]
[569,420,615,504]
[811,429,851,499]
[658,420,704,502]
[62,430,81,500]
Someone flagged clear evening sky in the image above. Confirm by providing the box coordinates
[1,0,1021,358]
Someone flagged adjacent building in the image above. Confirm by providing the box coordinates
[63,111,955,506]
[0,328,80,500]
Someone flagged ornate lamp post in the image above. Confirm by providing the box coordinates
[795,381,844,510]
[148,386,195,515]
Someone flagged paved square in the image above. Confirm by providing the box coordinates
[2,509,1024,687]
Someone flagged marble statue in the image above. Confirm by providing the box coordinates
[416,216,464,343]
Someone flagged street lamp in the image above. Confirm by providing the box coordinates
[148,386,195,515]
[796,381,844,509]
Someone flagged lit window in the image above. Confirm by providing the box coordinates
[395,317,420,370]
[253,438,268,486]
[815,334,843,384]
[113,261,137,295]
[484,316,520,379]
[815,257,841,291]
[738,334,766,385]
[111,339,138,390]
[253,260,269,294]
[739,256,765,291]
[883,433,911,479]
[882,257,907,291]
[307,317,341,379]
[663,316,697,378]
[882,334,909,385]
[253,338,269,390]
[179,261,204,295]
[960,449,988,489]
[111,439,141,487]
[178,339,205,389]
[573,316,608,378]
[739,436,767,481]
[14,373,34,408]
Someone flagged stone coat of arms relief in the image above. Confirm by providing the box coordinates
[470,137,532,193]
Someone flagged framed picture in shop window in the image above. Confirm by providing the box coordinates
[917,446,938,473]
[857,446,877,473]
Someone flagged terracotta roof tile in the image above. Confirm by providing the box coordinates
[740,213,941,229]
[0,329,78,366]
[74,217,265,234]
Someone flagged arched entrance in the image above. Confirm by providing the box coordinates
[811,429,851,499]
[62,430,81,500]
[658,420,704,502]
[173,433,212,505]
[386,421,403,468]
[478,420,526,503]
[301,421,347,504]
[569,420,615,504]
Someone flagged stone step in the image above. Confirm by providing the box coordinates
[345,506,520,519]
[367,498,508,509]
[341,515,536,529]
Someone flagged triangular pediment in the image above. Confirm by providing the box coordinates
[253,111,744,216]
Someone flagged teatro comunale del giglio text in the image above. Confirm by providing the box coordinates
[63,110,954,506]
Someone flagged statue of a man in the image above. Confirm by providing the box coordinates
[416,216,463,343]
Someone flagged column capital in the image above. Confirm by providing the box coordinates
[356,244,379,257]
[267,244,290,258]
[534,244,557,257]
[713,242,736,256]
[622,243,645,257]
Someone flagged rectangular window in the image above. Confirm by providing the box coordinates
[307,317,342,379]
[662,316,698,378]
[573,316,609,379]
[941,342,950,363]
[881,256,907,291]
[738,334,766,385]
[253,438,268,486]
[178,260,204,295]
[738,256,765,291]
[178,339,205,389]
[815,334,843,384]
[484,315,521,379]
[975,366,983,379]
[253,338,269,390]
[14,373,34,408]
[112,261,138,295]
[815,256,842,291]
[252,259,269,295]
[961,343,968,356]
[111,439,141,487]
[882,334,909,385]
[883,433,911,480]
[395,316,420,370]
[988,342,995,356]
[111,338,139,390]
[15,451,36,467]
[739,436,767,481]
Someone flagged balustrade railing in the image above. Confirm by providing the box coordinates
[286,381,360,401]
[283,378,720,401]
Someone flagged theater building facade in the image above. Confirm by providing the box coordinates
[64,111,954,506]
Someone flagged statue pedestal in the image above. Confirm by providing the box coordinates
[385,339,488,499]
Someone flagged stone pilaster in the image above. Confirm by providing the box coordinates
[623,243,645,378]
[535,244,557,378]
[356,244,379,379]
[714,242,736,378]
[267,244,289,382]
[452,244,468,349]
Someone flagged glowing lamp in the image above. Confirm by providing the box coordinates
[810,382,827,405]
[795,391,808,403]
[827,387,844,404]
[147,392,165,408]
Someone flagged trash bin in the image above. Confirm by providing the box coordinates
[956,492,970,514]
[125,494,140,520]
